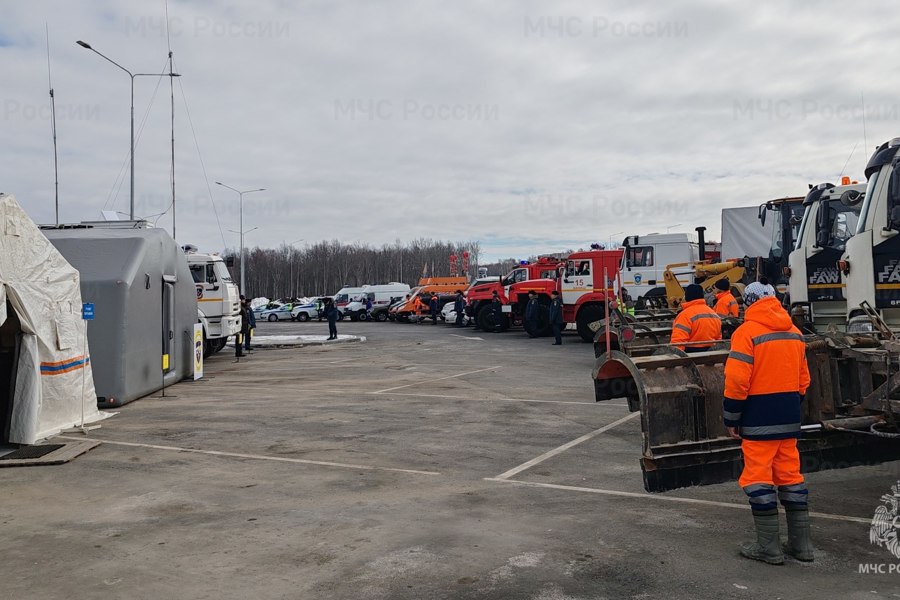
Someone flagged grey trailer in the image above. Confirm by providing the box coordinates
[43,225,197,407]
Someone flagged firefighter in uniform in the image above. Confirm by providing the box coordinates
[670,284,722,352]
[714,278,740,317]
[724,282,812,564]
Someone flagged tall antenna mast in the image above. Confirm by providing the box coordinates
[46,24,59,224]
[166,0,176,240]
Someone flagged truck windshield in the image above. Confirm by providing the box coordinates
[213,262,233,283]
[795,204,813,252]
[501,269,527,286]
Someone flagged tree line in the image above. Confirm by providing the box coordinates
[226,238,532,300]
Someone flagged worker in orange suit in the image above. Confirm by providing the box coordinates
[713,278,740,317]
[670,284,722,352]
[723,282,812,565]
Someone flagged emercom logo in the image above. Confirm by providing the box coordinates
[860,480,900,574]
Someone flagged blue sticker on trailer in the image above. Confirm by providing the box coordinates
[82,303,95,320]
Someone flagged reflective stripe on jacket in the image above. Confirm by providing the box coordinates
[723,296,811,440]
[714,291,739,317]
[670,298,722,351]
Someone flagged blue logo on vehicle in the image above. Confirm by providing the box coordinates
[634,274,642,284]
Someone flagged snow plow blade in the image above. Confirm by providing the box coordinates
[592,337,900,493]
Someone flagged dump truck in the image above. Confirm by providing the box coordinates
[788,180,865,332]
[184,245,242,357]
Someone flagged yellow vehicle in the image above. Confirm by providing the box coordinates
[662,260,746,309]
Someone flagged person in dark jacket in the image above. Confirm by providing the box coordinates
[236,300,250,357]
[324,297,338,340]
[490,292,504,332]
[453,290,465,327]
[429,293,439,325]
[524,290,539,334]
[241,296,256,352]
[365,297,373,319]
[549,290,564,345]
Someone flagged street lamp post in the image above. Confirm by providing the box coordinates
[217,182,265,294]
[666,223,683,233]
[76,41,180,220]
[607,231,624,248]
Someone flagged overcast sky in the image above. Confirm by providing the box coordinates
[3,1,899,261]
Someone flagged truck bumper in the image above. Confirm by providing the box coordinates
[209,315,241,338]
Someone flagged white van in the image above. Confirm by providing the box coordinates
[343,283,412,321]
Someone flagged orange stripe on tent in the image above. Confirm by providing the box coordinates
[40,354,87,368]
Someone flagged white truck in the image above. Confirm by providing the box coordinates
[184,245,242,356]
[619,233,706,307]
[842,137,900,332]
[788,180,865,331]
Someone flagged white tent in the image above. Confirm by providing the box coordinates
[0,194,106,444]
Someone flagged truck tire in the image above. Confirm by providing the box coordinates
[477,305,508,332]
[576,304,604,342]
[375,311,388,322]
[216,337,228,352]
[359,312,368,322]
[297,313,310,322]
[525,305,552,338]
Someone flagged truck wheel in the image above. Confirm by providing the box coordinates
[477,305,508,332]
[576,304,604,342]
[297,313,310,322]
[375,311,388,322]
[202,330,214,359]
[268,314,278,322]
[359,312,368,322]
[216,337,228,352]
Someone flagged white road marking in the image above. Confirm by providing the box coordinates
[484,478,871,524]
[493,412,640,480]
[449,334,484,341]
[57,436,440,476]
[374,366,501,393]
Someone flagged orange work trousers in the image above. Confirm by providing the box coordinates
[738,438,803,488]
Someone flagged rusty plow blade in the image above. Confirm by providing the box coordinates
[592,341,900,493]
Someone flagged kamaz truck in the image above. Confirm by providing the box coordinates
[184,245,241,357]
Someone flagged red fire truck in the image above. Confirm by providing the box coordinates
[467,249,624,341]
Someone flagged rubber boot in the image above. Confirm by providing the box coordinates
[782,508,814,562]
[740,511,784,565]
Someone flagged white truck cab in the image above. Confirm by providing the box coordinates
[789,181,865,331]
[184,245,241,356]
[842,137,900,332]
[619,233,700,306]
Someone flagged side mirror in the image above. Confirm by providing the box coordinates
[840,189,863,207]
[758,204,768,227]
[815,228,831,248]
[789,215,803,226]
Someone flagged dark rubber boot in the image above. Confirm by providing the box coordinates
[740,512,784,565]
[782,509,814,562]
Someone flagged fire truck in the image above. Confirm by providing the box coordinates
[469,250,624,341]
[465,256,562,333]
